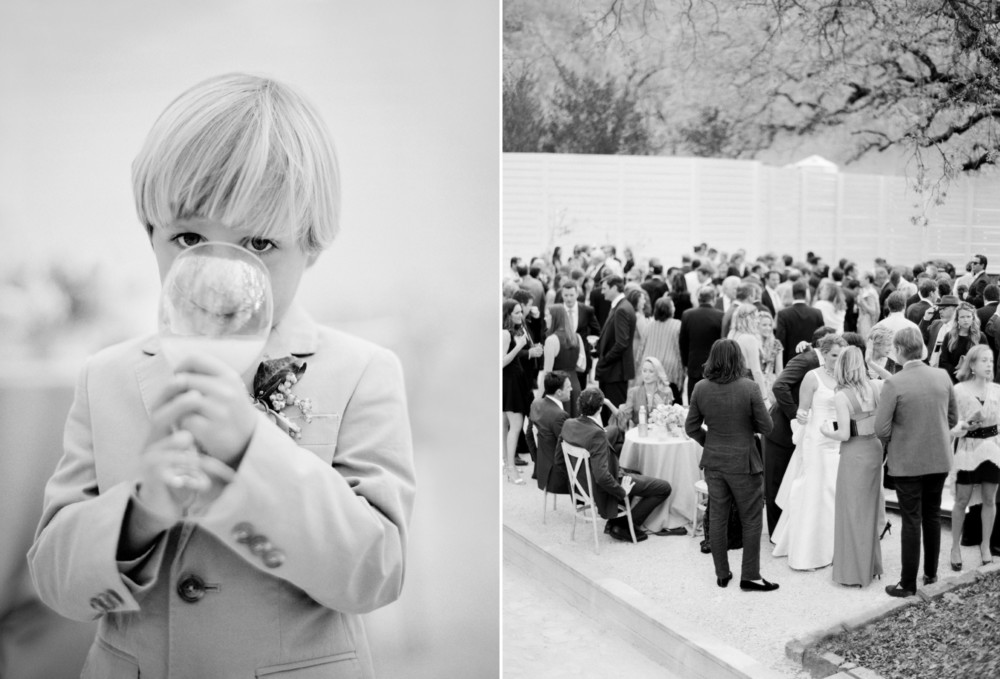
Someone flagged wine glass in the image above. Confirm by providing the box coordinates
[157,242,273,501]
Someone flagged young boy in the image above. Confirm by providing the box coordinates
[28,73,415,678]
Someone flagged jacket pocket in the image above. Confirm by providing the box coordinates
[256,651,363,678]
[80,637,139,678]
[293,413,341,464]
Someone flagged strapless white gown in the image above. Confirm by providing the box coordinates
[771,367,841,569]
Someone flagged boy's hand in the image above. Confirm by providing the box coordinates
[135,429,207,520]
[154,354,258,468]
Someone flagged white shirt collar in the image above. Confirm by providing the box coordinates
[610,293,625,309]
[588,413,604,428]
[546,395,565,410]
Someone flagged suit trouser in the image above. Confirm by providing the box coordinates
[893,473,947,591]
[599,380,628,425]
[762,436,794,536]
[606,474,672,528]
[685,373,703,402]
[705,469,764,581]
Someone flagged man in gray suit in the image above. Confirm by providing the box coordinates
[875,326,958,597]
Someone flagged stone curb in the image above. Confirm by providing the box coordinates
[786,562,1000,678]
[504,521,787,679]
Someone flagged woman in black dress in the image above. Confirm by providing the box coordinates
[939,302,987,382]
[539,304,581,416]
[502,299,532,484]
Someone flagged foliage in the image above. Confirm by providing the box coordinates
[583,0,1000,189]
[545,61,655,154]
[503,0,665,155]
[503,64,548,153]
[823,569,1000,678]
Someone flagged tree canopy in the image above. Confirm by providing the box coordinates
[505,0,1000,189]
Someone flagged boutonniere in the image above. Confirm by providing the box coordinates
[252,356,314,439]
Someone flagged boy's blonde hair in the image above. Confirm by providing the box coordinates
[132,73,340,252]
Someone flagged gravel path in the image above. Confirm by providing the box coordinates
[504,559,685,678]
[503,460,979,677]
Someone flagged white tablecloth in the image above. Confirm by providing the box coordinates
[620,426,702,531]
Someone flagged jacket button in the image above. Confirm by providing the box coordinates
[248,535,272,556]
[232,522,255,543]
[262,549,286,568]
[177,574,206,603]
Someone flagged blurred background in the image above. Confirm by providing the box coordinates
[0,1,499,677]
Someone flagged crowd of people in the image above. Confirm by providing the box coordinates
[502,242,1000,596]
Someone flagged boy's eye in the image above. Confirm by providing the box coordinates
[173,233,204,248]
[246,238,276,254]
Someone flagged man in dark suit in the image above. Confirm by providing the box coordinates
[641,259,670,306]
[877,267,897,321]
[875,326,958,597]
[588,252,613,328]
[595,275,636,414]
[966,254,989,308]
[975,283,998,332]
[762,326,835,536]
[560,279,601,389]
[528,371,572,493]
[905,278,938,325]
[559,388,672,542]
[760,270,783,318]
[774,280,825,366]
[679,285,724,402]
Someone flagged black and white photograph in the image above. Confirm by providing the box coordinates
[0,2,497,678]
[503,2,1000,678]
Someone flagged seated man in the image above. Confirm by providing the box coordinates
[529,371,572,493]
[559,387,672,543]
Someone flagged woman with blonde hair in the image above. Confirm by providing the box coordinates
[819,347,885,587]
[813,280,846,333]
[948,344,1000,570]
[866,325,902,380]
[607,356,674,429]
[728,303,769,406]
[758,312,784,394]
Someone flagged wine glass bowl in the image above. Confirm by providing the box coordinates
[157,241,273,501]
[159,242,273,374]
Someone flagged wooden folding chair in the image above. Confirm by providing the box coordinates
[534,425,558,523]
[561,442,637,553]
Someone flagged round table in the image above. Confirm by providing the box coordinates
[620,426,703,531]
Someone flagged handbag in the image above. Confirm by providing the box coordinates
[575,334,587,372]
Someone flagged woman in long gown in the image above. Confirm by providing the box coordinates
[771,333,848,569]
[539,304,582,416]
[948,345,1000,571]
[819,347,884,587]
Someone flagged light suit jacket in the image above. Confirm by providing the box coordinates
[28,304,416,679]
[874,360,957,477]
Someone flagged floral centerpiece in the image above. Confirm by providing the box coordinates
[649,403,688,433]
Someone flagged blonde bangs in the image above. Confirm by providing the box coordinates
[133,74,340,251]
